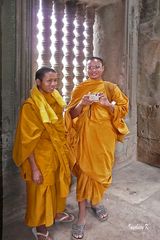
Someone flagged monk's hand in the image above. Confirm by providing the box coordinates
[99,94,114,110]
[79,94,94,106]
[32,168,43,184]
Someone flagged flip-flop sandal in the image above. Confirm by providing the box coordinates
[72,223,85,240]
[91,205,108,222]
[55,212,75,223]
[32,228,53,240]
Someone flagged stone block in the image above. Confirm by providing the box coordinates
[140,0,158,23]
[154,17,160,37]
[77,0,120,8]
[138,137,160,167]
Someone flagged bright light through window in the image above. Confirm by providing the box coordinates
[36,0,94,101]
[37,0,43,68]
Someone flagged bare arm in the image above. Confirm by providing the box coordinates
[70,95,93,119]
[28,153,43,184]
[70,101,84,119]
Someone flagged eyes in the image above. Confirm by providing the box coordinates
[46,79,57,84]
[87,65,102,70]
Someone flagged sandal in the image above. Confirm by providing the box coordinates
[32,228,53,240]
[91,205,108,222]
[72,223,85,239]
[55,212,75,223]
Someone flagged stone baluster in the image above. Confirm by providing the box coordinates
[83,7,95,77]
[62,2,76,103]
[50,1,64,93]
[73,4,85,86]
[41,0,52,67]
[32,0,39,83]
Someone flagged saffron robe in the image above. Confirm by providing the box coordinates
[13,86,72,226]
[65,78,129,205]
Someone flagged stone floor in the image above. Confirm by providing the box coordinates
[3,160,160,240]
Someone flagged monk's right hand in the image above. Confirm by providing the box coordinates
[32,169,43,184]
[79,94,93,106]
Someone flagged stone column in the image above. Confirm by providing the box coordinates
[2,0,35,227]
[62,2,76,103]
[93,0,140,167]
[41,0,52,67]
[138,0,160,167]
[73,4,85,85]
[15,0,34,108]
[50,1,64,92]
[32,0,40,83]
[83,7,95,78]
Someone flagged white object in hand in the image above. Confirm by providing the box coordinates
[89,94,99,101]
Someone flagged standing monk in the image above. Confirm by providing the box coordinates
[64,57,129,239]
[13,67,74,240]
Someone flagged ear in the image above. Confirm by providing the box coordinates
[36,79,41,87]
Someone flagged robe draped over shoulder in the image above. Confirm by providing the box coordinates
[13,86,72,198]
[64,78,129,204]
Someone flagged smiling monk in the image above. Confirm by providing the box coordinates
[13,67,74,240]
[64,57,129,240]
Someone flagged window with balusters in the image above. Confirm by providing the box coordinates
[32,0,95,102]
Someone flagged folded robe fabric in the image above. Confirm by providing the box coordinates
[13,85,72,198]
[64,78,129,204]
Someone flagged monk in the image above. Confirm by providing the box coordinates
[64,57,129,239]
[13,67,74,240]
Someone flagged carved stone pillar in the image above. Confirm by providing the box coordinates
[15,0,34,109]
[51,1,64,92]
[115,0,139,167]
[73,5,85,86]
[93,0,140,167]
[2,0,34,227]
[41,0,52,67]
[138,0,160,167]
[62,2,76,103]
[83,7,95,77]
[31,0,39,84]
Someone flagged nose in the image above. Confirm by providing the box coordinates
[51,80,57,87]
[92,67,97,71]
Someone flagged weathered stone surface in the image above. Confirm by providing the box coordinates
[140,0,159,22]
[137,104,160,167]
[77,0,120,8]
[138,0,160,167]
[154,17,160,37]
[138,137,160,167]
[3,171,26,225]
[2,0,16,173]
[93,2,124,84]
[138,104,160,139]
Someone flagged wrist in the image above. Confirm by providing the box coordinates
[108,102,114,112]
[31,165,39,172]
[78,100,84,107]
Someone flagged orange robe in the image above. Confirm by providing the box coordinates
[65,78,129,205]
[13,86,72,227]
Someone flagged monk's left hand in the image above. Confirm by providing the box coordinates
[99,94,111,107]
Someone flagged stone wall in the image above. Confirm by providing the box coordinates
[77,0,120,7]
[138,0,160,167]
[1,0,29,231]
[0,0,3,235]
[93,0,139,168]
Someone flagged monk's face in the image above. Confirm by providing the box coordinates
[86,59,104,80]
[37,71,58,93]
